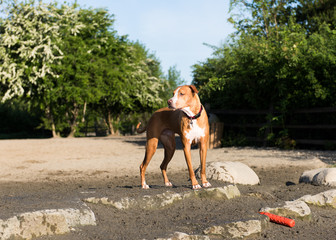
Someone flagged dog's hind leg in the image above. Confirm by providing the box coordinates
[140,137,158,189]
[159,130,176,187]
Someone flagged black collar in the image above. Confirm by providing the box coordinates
[185,105,203,120]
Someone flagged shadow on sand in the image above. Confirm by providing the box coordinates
[124,135,185,150]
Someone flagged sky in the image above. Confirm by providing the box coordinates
[59,0,235,84]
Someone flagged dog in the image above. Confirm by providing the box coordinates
[136,85,211,190]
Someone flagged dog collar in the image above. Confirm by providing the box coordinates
[182,105,203,120]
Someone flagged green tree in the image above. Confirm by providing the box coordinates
[0,1,174,138]
[192,0,336,146]
[45,7,114,137]
[0,0,84,102]
[97,40,166,135]
[296,0,336,33]
[194,0,336,110]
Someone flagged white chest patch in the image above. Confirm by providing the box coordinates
[184,121,205,144]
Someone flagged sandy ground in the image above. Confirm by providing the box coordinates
[1,135,336,239]
[0,134,330,182]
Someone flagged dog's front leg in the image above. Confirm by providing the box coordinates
[182,141,201,190]
[199,139,211,188]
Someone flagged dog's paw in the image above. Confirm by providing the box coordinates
[142,183,150,189]
[202,182,211,188]
[165,182,173,187]
[192,184,202,190]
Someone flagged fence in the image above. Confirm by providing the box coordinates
[210,107,336,148]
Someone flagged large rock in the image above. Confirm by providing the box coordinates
[196,161,260,185]
[85,185,240,210]
[299,168,336,186]
[0,206,96,240]
[259,200,311,220]
[299,189,336,208]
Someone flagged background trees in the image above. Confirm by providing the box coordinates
[194,0,336,110]
[192,0,336,148]
[0,0,181,138]
[2,0,334,147]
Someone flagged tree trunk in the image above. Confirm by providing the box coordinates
[45,106,60,138]
[106,110,118,136]
[67,126,76,138]
[51,122,60,138]
[67,103,79,138]
[81,101,87,123]
[263,103,274,147]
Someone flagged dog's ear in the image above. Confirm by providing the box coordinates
[189,85,199,94]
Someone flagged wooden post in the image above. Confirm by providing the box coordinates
[208,122,224,149]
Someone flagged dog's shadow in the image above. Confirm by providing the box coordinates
[125,135,202,150]
[125,136,185,150]
[117,184,192,190]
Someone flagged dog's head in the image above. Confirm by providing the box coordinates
[167,85,199,109]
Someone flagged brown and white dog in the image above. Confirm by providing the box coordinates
[137,85,211,190]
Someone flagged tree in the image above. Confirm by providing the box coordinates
[192,0,336,146]
[45,7,114,137]
[194,0,336,110]
[97,40,166,135]
[0,1,86,137]
[296,0,336,33]
[0,0,84,102]
[0,1,172,138]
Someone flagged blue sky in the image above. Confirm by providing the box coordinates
[61,0,235,83]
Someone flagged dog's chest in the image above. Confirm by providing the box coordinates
[184,120,205,144]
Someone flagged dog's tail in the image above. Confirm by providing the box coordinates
[136,122,146,134]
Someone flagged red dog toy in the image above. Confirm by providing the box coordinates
[259,212,295,228]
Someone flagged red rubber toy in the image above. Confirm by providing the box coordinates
[259,212,295,228]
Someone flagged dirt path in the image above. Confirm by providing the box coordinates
[0,136,335,239]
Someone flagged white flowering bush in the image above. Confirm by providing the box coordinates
[0,1,84,101]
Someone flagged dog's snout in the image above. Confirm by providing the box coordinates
[167,99,173,106]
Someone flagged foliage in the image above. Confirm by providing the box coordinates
[193,0,336,148]
[0,1,180,138]
[0,0,84,101]
[159,65,185,104]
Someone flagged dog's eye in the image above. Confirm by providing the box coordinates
[180,92,184,96]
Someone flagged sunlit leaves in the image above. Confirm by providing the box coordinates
[0,1,83,101]
[193,0,336,111]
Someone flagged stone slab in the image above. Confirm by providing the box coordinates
[260,200,311,220]
[299,189,336,208]
[203,216,269,239]
[85,185,240,210]
[0,205,96,240]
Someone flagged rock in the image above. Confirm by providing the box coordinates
[0,206,96,240]
[156,231,210,240]
[85,191,182,210]
[204,219,266,239]
[194,185,241,200]
[260,200,311,220]
[299,189,336,208]
[299,168,336,186]
[138,191,184,210]
[85,185,240,210]
[196,161,260,185]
